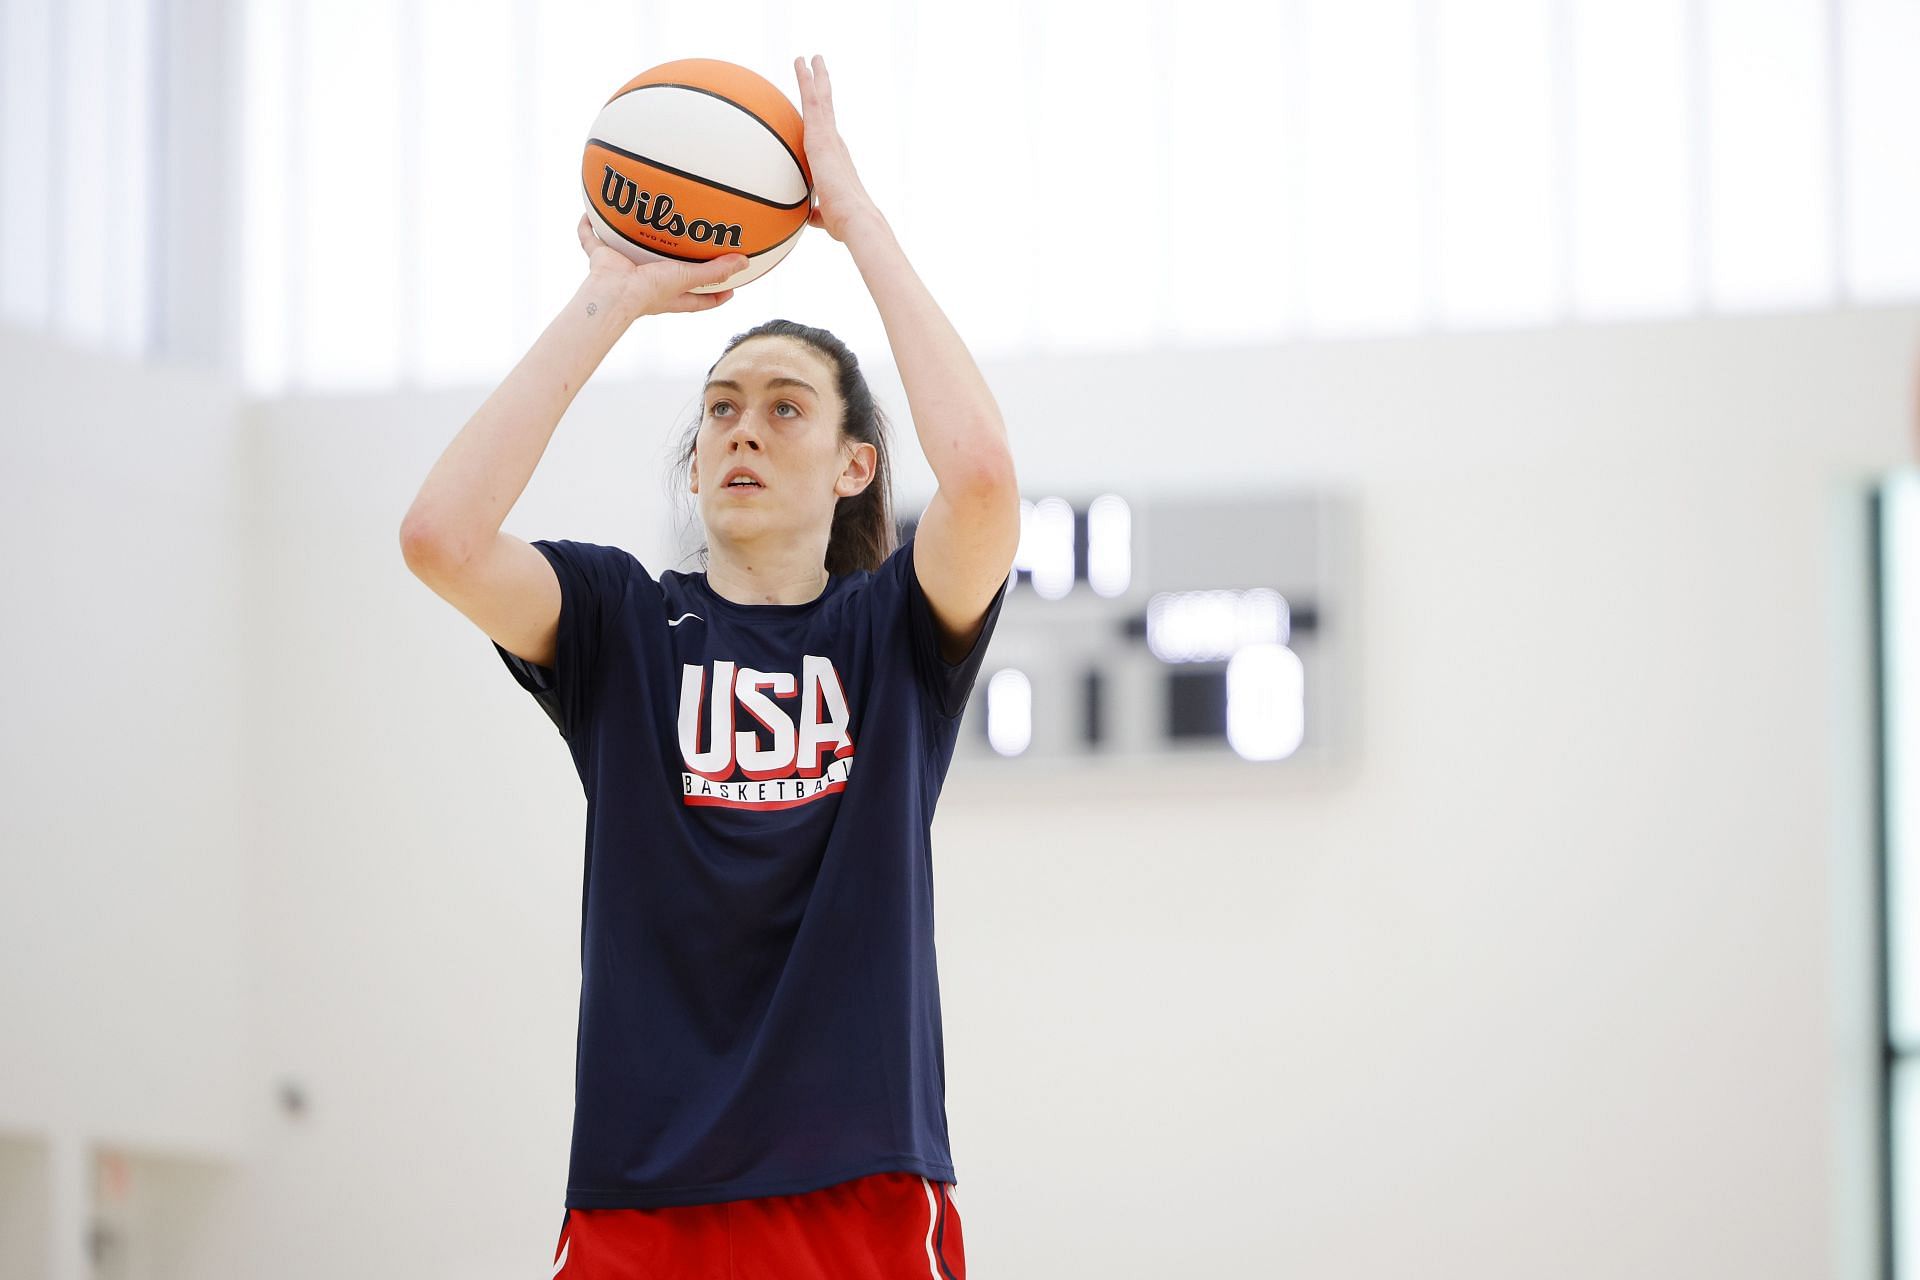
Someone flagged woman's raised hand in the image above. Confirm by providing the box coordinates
[576,213,748,316]
[793,55,883,242]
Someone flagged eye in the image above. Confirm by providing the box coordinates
[708,400,732,417]
[775,401,800,418]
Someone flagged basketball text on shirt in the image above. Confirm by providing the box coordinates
[677,657,855,809]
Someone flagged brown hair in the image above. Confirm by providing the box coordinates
[672,318,896,575]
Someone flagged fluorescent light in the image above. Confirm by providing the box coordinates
[1226,643,1305,761]
[1146,588,1291,663]
[1237,588,1287,645]
[1030,497,1075,600]
[986,669,1033,757]
[1087,494,1132,597]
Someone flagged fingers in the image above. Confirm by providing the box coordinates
[576,221,745,312]
[664,287,735,314]
[651,254,747,312]
[794,54,832,116]
[683,253,748,292]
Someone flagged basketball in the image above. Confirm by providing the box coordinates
[581,59,813,294]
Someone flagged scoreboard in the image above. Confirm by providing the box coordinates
[902,489,1353,767]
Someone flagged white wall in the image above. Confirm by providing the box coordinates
[4,305,1916,1278]
[0,327,252,1280]
[239,303,1916,1279]
[0,1134,51,1280]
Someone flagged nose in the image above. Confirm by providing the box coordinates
[724,415,762,451]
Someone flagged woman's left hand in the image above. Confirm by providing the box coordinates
[793,55,883,242]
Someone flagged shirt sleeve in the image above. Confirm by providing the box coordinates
[492,538,642,739]
[876,535,1011,720]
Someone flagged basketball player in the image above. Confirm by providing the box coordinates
[399,56,1015,1278]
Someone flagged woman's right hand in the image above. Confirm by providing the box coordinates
[577,214,748,317]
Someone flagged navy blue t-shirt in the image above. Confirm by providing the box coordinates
[493,535,1007,1209]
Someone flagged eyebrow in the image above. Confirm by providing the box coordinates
[703,376,818,397]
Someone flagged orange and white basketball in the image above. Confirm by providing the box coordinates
[581,59,812,293]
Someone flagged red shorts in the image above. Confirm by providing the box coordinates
[548,1171,965,1280]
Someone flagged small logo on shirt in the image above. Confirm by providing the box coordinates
[666,612,703,627]
[678,656,855,810]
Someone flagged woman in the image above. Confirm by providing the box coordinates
[400,56,1017,1279]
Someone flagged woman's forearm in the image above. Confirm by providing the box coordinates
[398,275,647,567]
[841,213,1016,495]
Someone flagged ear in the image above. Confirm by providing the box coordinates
[834,440,877,498]
[689,459,699,495]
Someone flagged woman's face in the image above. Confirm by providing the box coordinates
[692,336,871,551]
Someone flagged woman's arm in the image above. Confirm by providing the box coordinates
[398,220,745,567]
[795,56,1020,661]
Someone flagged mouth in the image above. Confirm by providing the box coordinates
[720,467,765,493]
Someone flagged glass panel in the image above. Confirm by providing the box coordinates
[1841,0,1920,300]
[296,0,401,388]
[1166,0,1296,344]
[55,0,112,346]
[109,0,153,356]
[1030,0,1162,349]
[906,0,1040,357]
[1702,0,1832,310]
[1433,0,1557,329]
[413,0,518,387]
[1888,472,1920,1048]
[1896,1055,1920,1274]
[1298,0,1423,337]
[0,0,55,326]
[224,0,1920,389]
[1567,0,1693,319]
[240,0,291,392]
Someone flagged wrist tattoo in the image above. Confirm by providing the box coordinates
[586,301,599,316]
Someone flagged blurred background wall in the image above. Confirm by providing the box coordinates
[6,308,1914,1277]
[4,1,1920,1278]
